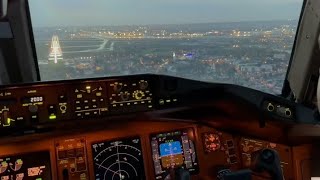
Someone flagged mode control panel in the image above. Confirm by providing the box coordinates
[73,83,108,118]
[0,77,154,131]
[108,79,153,113]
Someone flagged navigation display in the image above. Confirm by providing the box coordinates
[92,137,146,180]
[151,128,199,179]
[0,151,51,180]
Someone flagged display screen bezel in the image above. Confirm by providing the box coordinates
[150,128,199,179]
[91,136,147,180]
[0,151,52,179]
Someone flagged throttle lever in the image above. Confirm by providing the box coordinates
[252,148,284,180]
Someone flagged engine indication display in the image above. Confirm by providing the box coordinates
[0,151,51,179]
[151,128,199,180]
[92,137,146,180]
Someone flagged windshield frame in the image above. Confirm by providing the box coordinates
[25,0,41,81]
[281,0,307,98]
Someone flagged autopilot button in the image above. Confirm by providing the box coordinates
[59,95,67,103]
[30,114,38,122]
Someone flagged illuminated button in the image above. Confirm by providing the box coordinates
[77,94,83,98]
[166,99,171,103]
[112,104,116,107]
[148,105,153,108]
[173,99,178,102]
[92,105,97,108]
[141,101,145,104]
[75,89,79,93]
[84,106,89,109]
[98,87,103,91]
[17,117,24,121]
[127,103,130,105]
[92,99,96,102]
[134,102,138,105]
[84,112,90,116]
[76,107,81,110]
[100,98,104,102]
[76,113,82,117]
[101,108,108,112]
[49,114,57,120]
[60,105,67,113]
[148,100,152,103]
[2,117,11,127]
[120,104,124,106]
[84,100,88,103]
[96,92,102,97]
[93,111,98,115]
[48,105,56,114]
[86,86,91,90]
[30,114,38,122]
[159,99,164,105]
[76,101,80,104]
[59,95,67,103]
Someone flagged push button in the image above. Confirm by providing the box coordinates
[59,95,67,103]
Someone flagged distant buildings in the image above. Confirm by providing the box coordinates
[236,63,273,72]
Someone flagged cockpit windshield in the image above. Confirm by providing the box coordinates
[28,0,303,94]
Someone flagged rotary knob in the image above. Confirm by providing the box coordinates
[113,83,123,93]
[139,81,148,90]
[120,92,130,101]
[133,90,144,100]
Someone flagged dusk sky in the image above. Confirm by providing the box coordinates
[29,0,303,27]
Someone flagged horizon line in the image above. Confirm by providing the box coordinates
[32,19,298,29]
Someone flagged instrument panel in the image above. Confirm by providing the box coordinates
[0,122,297,180]
[0,75,311,179]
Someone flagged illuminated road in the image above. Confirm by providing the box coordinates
[63,39,109,53]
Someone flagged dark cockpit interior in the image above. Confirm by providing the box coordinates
[0,0,320,179]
